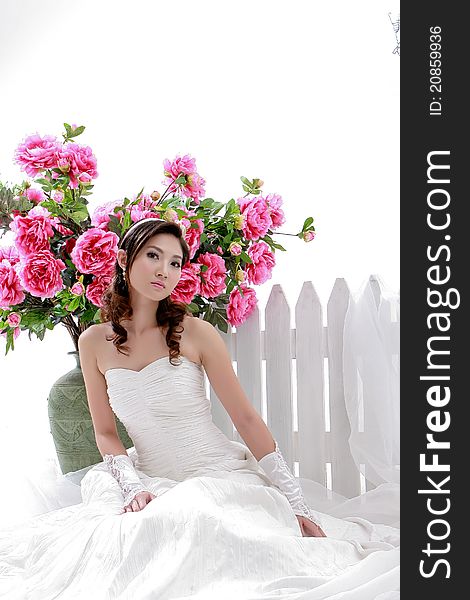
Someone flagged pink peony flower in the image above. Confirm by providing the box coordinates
[303,230,315,242]
[162,155,206,203]
[130,194,160,223]
[53,222,74,236]
[226,284,257,327]
[0,246,20,265]
[131,210,161,223]
[26,188,46,204]
[170,263,201,305]
[16,250,66,298]
[71,228,119,275]
[71,282,85,295]
[14,133,60,177]
[184,218,204,259]
[265,193,286,229]
[85,274,113,307]
[7,312,21,327]
[0,261,25,308]
[52,142,98,189]
[236,196,272,240]
[245,241,276,285]
[196,252,227,298]
[91,200,126,230]
[9,206,56,257]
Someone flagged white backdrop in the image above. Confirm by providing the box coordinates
[0,0,399,489]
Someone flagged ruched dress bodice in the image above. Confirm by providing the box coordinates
[104,355,269,485]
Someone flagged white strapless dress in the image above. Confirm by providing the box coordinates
[0,356,400,600]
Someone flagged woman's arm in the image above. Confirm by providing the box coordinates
[195,318,274,458]
[195,319,325,533]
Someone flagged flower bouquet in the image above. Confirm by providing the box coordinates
[0,123,316,355]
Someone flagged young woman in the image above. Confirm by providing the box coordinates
[79,216,326,536]
[0,216,400,599]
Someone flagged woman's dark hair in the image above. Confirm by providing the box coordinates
[100,219,192,366]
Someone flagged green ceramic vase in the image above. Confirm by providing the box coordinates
[48,350,133,474]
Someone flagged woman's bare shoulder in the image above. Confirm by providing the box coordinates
[78,322,112,347]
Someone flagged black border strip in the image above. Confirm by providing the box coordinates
[402,3,466,596]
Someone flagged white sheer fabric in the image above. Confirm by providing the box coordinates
[343,275,400,488]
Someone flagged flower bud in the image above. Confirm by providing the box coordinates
[229,242,242,256]
[302,230,315,242]
[234,215,245,229]
[163,208,178,222]
[151,191,161,201]
[253,179,264,188]
[7,312,21,327]
[53,190,64,203]
[58,158,70,173]
[71,282,85,296]
[235,269,245,283]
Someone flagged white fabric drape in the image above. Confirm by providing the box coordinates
[343,275,400,488]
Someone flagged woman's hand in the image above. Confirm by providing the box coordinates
[120,491,156,513]
[296,515,327,537]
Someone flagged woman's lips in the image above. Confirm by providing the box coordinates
[151,282,166,289]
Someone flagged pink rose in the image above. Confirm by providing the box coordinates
[265,193,286,229]
[7,312,21,327]
[226,284,257,327]
[52,142,98,189]
[16,250,65,298]
[303,231,315,242]
[236,196,272,240]
[0,261,25,308]
[9,206,56,257]
[245,241,276,285]
[196,252,227,298]
[85,274,113,307]
[14,133,60,177]
[71,282,85,295]
[170,263,201,304]
[91,200,126,230]
[71,228,119,275]
[0,246,20,265]
[26,188,46,204]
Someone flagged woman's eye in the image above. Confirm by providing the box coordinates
[147,252,180,268]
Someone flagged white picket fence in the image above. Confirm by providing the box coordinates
[206,275,400,499]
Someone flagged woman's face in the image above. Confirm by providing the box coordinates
[118,232,183,300]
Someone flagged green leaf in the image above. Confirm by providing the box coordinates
[240,251,252,264]
[67,296,81,312]
[70,207,89,225]
[67,125,85,138]
[302,216,314,230]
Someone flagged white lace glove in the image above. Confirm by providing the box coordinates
[258,440,323,529]
[103,453,150,507]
